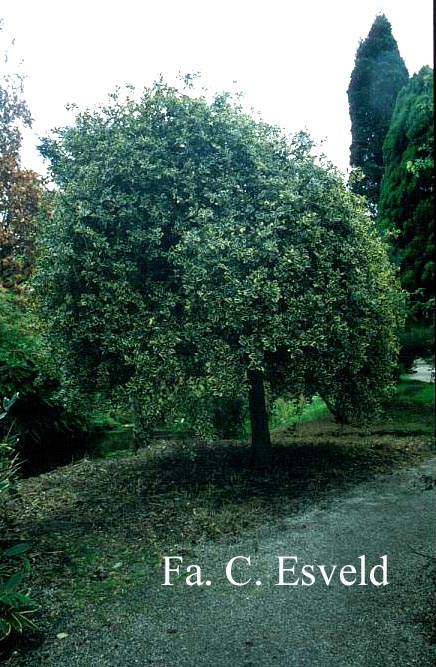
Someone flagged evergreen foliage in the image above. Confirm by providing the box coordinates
[0,289,93,474]
[36,80,403,462]
[379,66,434,326]
[347,14,409,210]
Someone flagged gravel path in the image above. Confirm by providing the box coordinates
[409,359,435,383]
[8,458,436,667]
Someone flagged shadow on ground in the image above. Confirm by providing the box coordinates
[8,419,434,555]
[1,393,434,663]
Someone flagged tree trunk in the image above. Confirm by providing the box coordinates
[248,369,272,466]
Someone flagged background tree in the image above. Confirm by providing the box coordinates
[379,66,434,323]
[378,66,434,366]
[36,82,403,464]
[1,22,42,288]
[0,23,83,474]
[347,14,409,211]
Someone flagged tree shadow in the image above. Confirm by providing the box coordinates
[14,433,432,550]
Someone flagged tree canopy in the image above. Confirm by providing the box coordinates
[379,66,434,326]
[0,24,42,288]
[347,14,409,211]
[36,81,403,462]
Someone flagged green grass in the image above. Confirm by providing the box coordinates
[378,378,435,434]
[270,377,434,435]
[240,395,329,437]
[92,377,434,457]
[270,395,328,430]
[396,377,435,405]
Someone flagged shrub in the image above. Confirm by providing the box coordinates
[212,397,246,439]
[0,543,38,641]
[0,394,38,642]
[0,289,95,474]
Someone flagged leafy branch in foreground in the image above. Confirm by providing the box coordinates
[0,393,38,642]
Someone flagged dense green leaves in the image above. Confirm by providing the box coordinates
[348,14,409,210]
[0,289,92,473]
[36,81,403,451]
[0,393,37,643]
[379,66,434,325]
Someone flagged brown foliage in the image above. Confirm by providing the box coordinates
[0,160,43,287]
[1,25,43,287]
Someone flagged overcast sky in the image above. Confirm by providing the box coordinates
[1,0,433,177]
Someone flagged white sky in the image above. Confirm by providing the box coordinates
[1,0,433,177]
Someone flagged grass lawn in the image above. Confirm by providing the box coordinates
[1,377,434,656]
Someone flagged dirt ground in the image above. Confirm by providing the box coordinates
[3,452,435,667]
[2,378,434,666]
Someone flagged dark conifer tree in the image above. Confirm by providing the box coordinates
[347,14,409,210]
[379,66,434,325]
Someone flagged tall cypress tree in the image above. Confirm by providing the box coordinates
[379,66,434,325]
[347,14,409,210]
